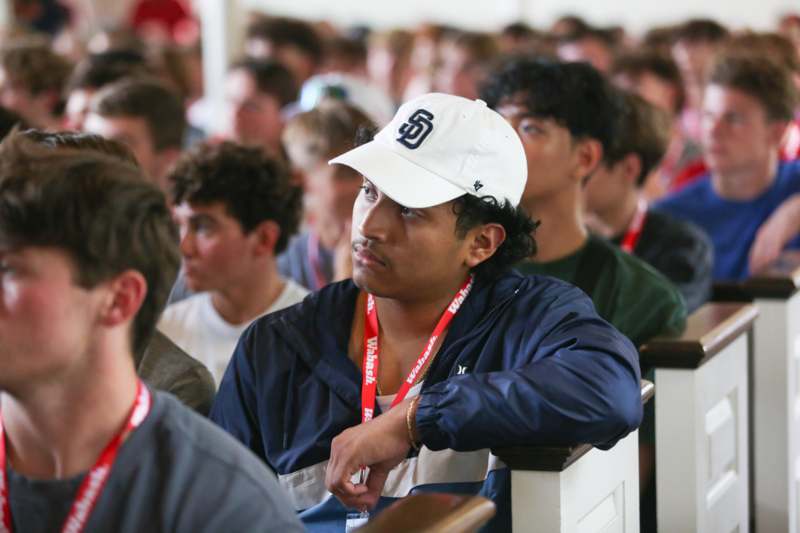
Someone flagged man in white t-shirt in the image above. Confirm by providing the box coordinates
[159,141,308,385]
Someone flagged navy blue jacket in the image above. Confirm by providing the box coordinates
[210,271,642,531]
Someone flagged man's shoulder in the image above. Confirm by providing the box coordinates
[644,209,712,249]
[600,237,684,298]
[114,391,302,531]
[775,159,800,194]
[656,175,714,213]
[140,392,284,493]
[250,279,357,331]
[159,293,210,331]
[138,331,216,415]
[147,391,265,469]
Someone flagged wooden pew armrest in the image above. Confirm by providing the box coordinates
[356,494,496,533]
[494,380,653,472]
[640,303,758,369]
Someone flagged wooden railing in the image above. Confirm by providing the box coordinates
[355,493,496,533]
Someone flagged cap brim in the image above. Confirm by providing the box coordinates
[329,141,466,209]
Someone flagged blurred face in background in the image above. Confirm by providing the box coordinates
[224,68,284,153]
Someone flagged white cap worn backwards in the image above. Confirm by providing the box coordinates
[329,92,528,209]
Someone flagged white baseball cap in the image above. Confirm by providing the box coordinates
[329,92,527,209]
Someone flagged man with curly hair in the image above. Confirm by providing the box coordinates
[158,142,308,386]
[211,93,642,531]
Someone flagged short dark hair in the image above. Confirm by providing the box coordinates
[611,50,686,114]
[245,15,323,65]
[674,19,729,44]
[229,58,299,108]
[91,77,186,150]
[65,52,149,94]
[0,40,72,96]
[168,141,302,254]
[453,195,538,281]
[709,54,798,122]
[604,91,671,186]
[446,31,500,64]
[725,32,800,74]
[480,56,621,153]
[558,26,617,48]
[323,36,368,71]
[19,129,139,165]
[0,130,179,356]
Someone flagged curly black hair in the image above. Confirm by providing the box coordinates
[168,141,302,254]
[452,195,538,281]
[480,55,622,155]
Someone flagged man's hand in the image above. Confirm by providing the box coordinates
[325,397,414,510]
[749,194,800,274]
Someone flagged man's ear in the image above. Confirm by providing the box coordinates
[619,153,643,186]
[573,138,604,183]
[99,270,148,328]
[250,219,281,257]
[464,223,507,269]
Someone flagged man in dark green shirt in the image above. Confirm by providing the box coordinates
[483,55,684,533]
[481,57,686,348]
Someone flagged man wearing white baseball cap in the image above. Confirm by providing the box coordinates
[211,92,642,531]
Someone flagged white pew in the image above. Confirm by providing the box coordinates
[495,380,653,533]
[640,303,757,533]
[715,251,800,532]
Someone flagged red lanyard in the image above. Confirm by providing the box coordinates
[361,275,474,422]
[620,198,648,254]
[0,380,151,533]
[307,232,328,291]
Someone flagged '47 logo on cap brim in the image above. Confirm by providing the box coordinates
[397,109,434,150]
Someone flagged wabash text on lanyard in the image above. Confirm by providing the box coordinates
[620,198,649,254]
[0,380,151,533]
[361,275,474,423]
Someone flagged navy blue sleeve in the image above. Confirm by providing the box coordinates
[209,325,269,466]
[415,284,642,452]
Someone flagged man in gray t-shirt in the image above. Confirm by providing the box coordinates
[0,132,302,533]
[8,390,302,533]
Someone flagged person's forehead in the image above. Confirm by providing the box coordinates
[85,113,150,141]
[0,245,77,271]
[703,84,767,114]
[361,176,455,214]
[174,200,231,219]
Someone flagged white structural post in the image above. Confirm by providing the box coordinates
[197,0,244,135]
[641,303,756,533]
[752,295,800,532]
[497,381,652,533]
[714,253,800,532]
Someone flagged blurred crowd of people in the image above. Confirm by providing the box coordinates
[1,2,800,531]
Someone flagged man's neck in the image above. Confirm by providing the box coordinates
[522,187,588,263]
[1,342,139,480]
[211,260,286,325]
[598,189,640,238]
[373,280,466,344]
[711,154,779,200]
